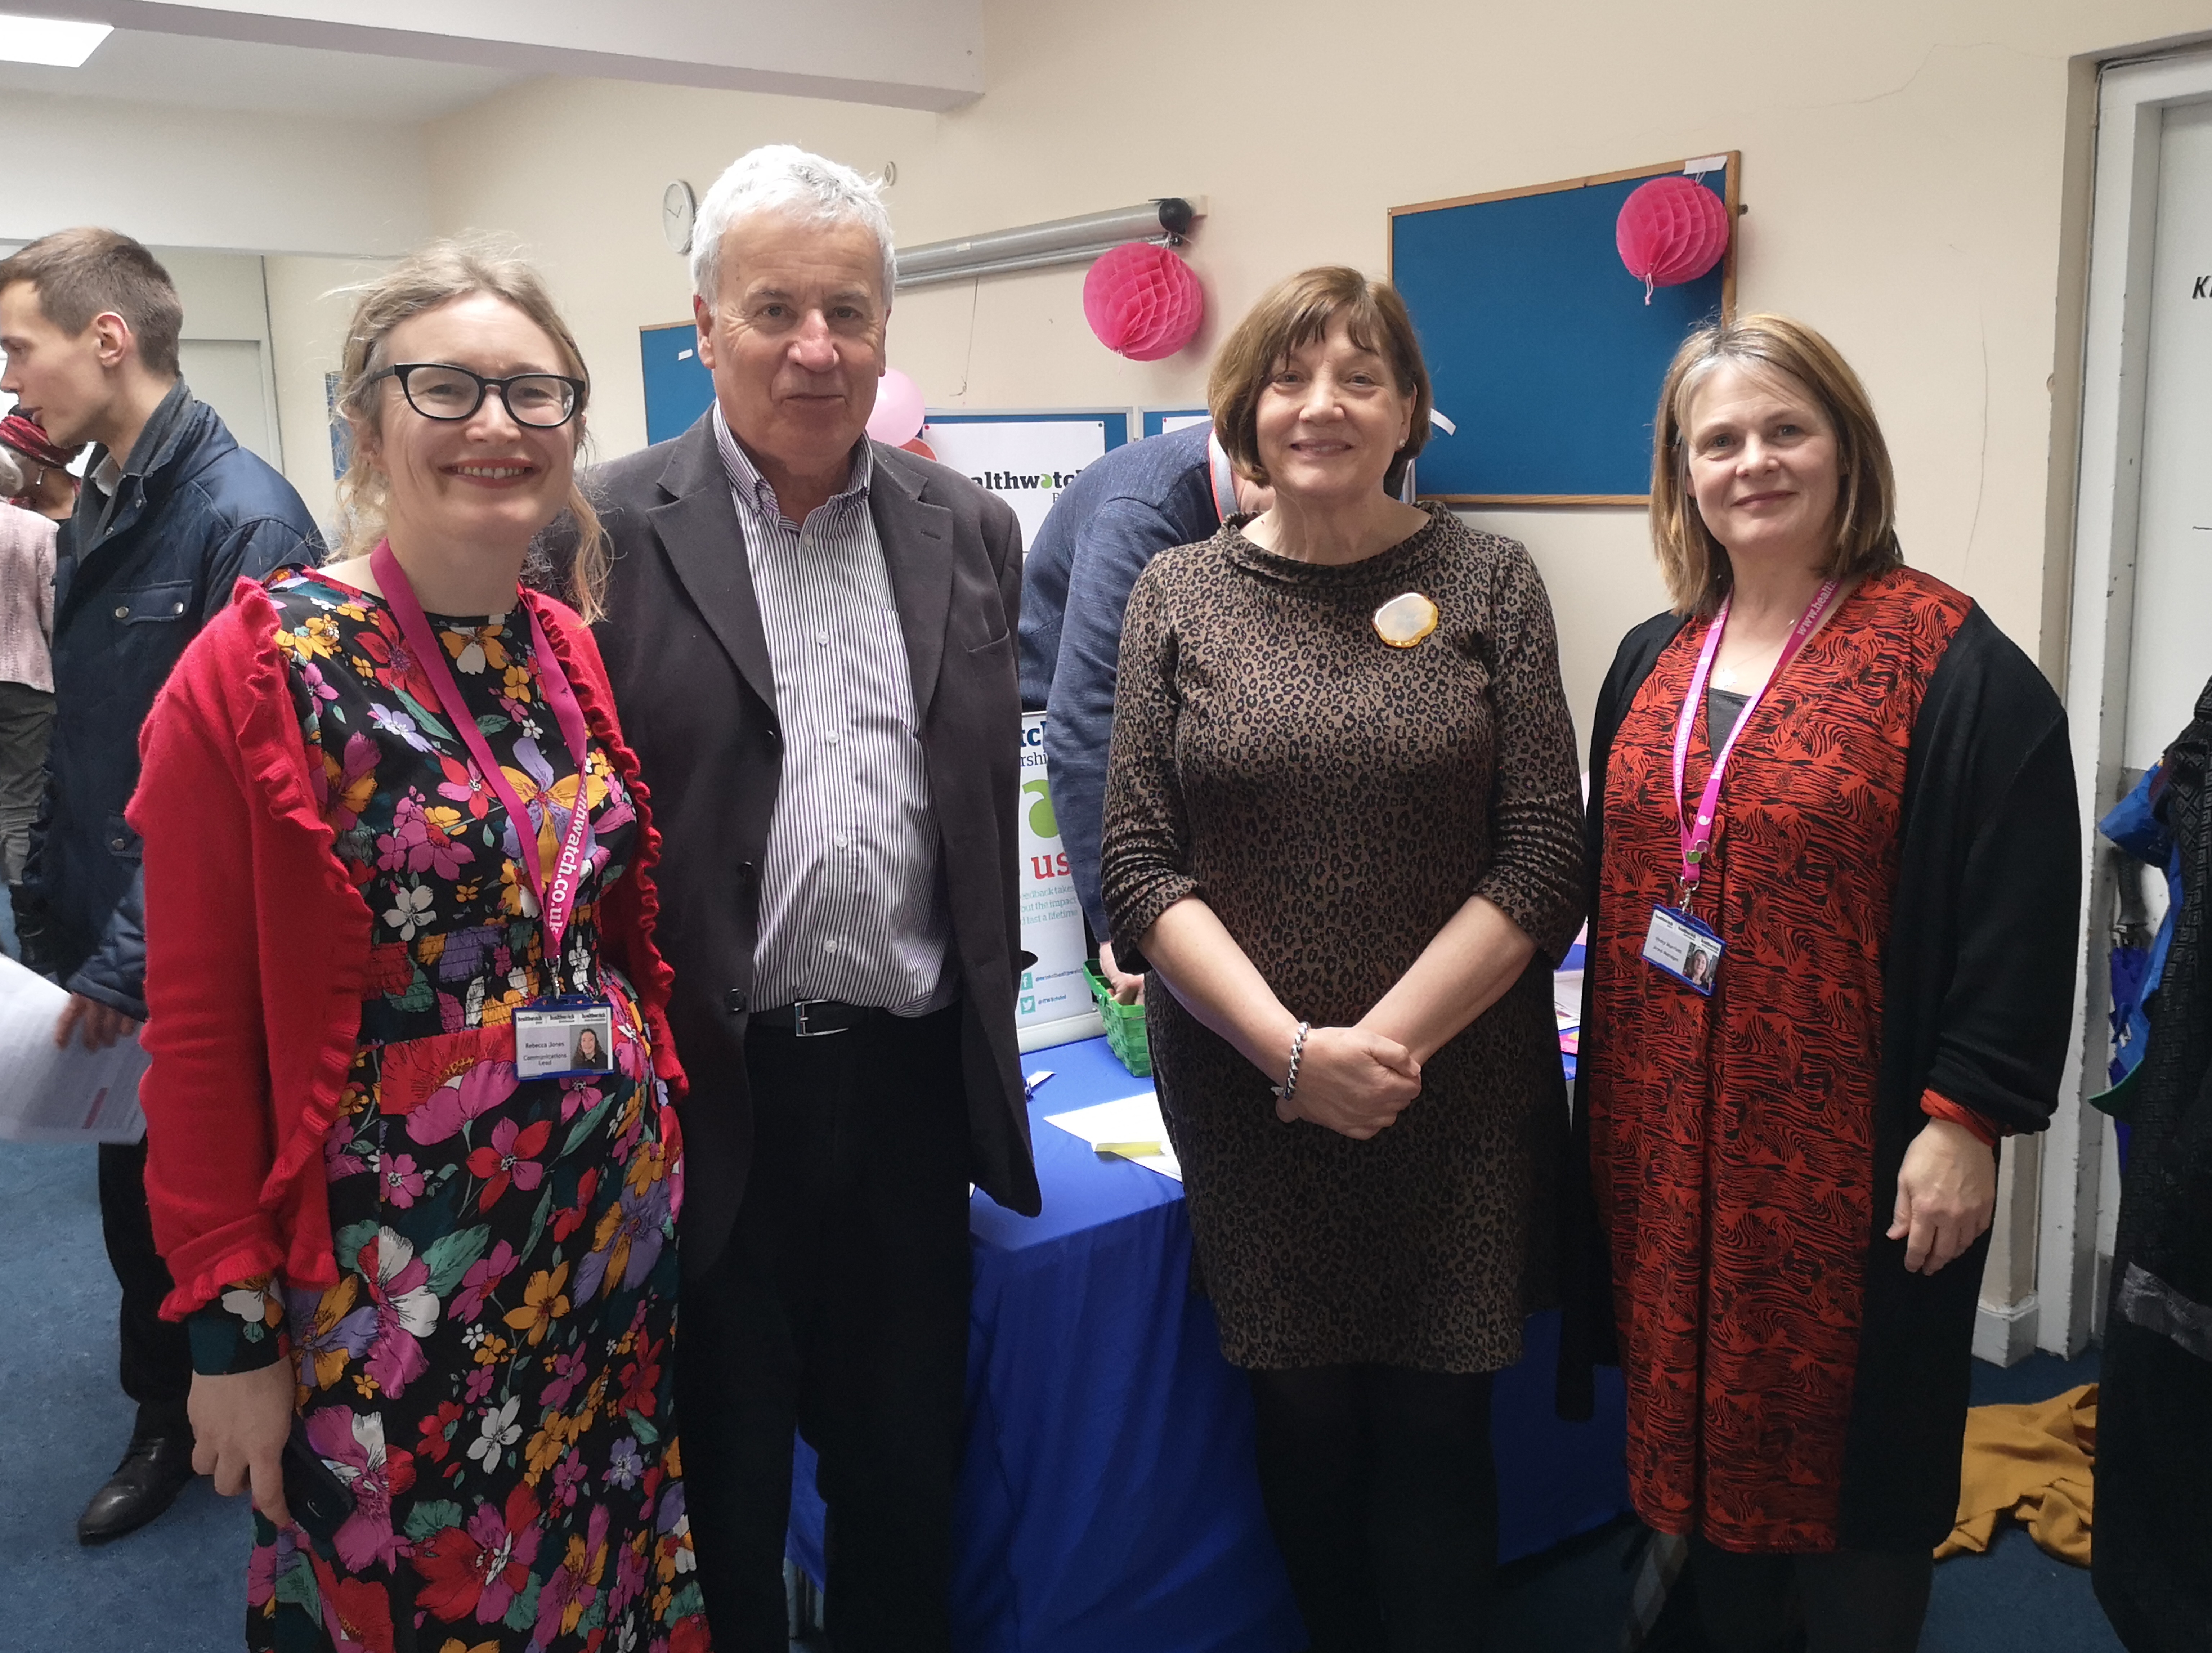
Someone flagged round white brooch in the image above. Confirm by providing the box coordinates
[1372,592,1439,648]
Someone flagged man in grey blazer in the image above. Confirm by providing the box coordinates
[577,146,1040,1652]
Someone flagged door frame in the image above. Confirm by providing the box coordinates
[2049,46,2212,1354]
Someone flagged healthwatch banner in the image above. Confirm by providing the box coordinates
[1016,712,1100,1051]
[921,417,1111,549]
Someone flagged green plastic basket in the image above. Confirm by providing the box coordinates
[1083,960,1152,1078]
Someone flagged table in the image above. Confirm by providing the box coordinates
[788,1032,1629,1652]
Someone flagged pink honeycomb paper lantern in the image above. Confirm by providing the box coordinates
[1615,176,1731,304]
[1083,243,1205,362]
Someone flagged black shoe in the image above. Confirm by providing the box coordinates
[77,1420,196,1545]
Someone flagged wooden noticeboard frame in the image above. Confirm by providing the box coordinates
[1388,152,1741,507]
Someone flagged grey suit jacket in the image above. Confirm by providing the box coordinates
[577,413,1042,1276]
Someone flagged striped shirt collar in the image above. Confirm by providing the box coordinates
[711,402,873,528]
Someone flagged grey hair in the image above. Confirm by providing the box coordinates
[689,144,896,307]
[0,446,23,498]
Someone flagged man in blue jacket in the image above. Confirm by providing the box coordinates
[0,229,322,1544]
[1017,421,1267,995]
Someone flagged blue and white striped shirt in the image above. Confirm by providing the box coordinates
[714,406,953,1015]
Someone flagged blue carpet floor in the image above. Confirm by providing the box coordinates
[2,1139,2121,1652]
[1,1142,246,1652]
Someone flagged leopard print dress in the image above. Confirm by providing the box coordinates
[1101,506,1585,1372]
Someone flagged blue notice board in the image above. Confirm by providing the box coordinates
[1389,154,1738,503]
[640,321,713,445]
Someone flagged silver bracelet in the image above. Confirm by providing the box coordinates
[1272,1021,1312,1104]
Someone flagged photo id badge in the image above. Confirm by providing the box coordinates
[512,997,617,1080]
[1642,906,1724,996]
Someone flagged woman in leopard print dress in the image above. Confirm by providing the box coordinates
[1102,267,1582,1650]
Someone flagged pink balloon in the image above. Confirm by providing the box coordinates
[867,368,926,445]
[1615,176,1731,302]
[1083,244,1205,362]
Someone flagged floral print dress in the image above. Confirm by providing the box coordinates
[187,570,706,1653]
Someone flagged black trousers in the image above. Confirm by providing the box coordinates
[1689,1534,1933,1653]
[677,1005,973,1653]
[97,1137,192,1420]
[1248,1364,1499,1653]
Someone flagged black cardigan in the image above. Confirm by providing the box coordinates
[1558,596,2080,1550]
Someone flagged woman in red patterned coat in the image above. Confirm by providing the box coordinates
[1566,314,2079,1652]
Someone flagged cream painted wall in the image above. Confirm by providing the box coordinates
[423,81,938,476]
[404,75,1655,731]
[0,89,430,257]
[411,0,2212,748]
[405,1,2212,753]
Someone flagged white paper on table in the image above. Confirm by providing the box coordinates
[0,953,149,1144]
[1553,967,1584,1032]
[1044,1091,1182,1182]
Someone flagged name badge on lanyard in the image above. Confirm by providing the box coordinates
[513,996,617,1079]
[1643,578,1838,996]
[370,540,613,1079]
[1642,906,1724,995]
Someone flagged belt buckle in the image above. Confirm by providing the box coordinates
[792,999,839,1038]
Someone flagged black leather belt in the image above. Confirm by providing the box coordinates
[749,999,888,1038]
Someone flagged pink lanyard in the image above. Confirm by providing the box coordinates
[370,540,599,972]
[1669,578,1839,891]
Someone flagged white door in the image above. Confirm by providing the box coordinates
[2059,51,2212,1358]
[2123,97,2212,768]
[178,337,276,468]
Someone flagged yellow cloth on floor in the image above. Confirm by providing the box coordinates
[1936,1383,2096,1565]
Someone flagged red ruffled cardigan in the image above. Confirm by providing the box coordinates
[128,575,685,1320]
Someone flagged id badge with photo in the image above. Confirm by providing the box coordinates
[512,996,617,1080]
[1642,905,1724,997]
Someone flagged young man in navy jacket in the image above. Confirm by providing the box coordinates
[0,228,322,1544]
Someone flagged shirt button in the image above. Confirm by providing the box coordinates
[825,939,839,955]
[836,834,850,850]
[825,731,841,745]
[725,987,750,1014]
[113,605,129,619]
[814,629,829,647]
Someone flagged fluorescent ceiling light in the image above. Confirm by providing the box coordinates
[0,13,113,67]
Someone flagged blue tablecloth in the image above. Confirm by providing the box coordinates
[788,1033,1628,1652]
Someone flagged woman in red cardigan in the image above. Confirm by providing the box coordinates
[132,243,707,1653]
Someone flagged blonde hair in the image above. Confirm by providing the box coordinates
[331,240,609,619]
[1208,265,1432,495]
[1649,312,1901,618]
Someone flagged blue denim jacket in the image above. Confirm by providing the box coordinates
[32,383,322,1016]
[1016,422,1220,940]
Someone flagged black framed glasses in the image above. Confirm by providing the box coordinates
[372,362,587,428]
